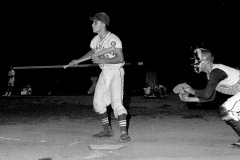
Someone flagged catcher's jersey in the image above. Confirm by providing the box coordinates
[90,32,124,70]
[213,64,240,86]
[213,64,240,95]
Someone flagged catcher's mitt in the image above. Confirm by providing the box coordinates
[178,92,189,101]
[173,83,191,102]
[173,83,191,94]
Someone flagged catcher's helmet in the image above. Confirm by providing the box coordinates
[191,48,214,73]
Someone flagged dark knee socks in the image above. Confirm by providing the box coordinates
[100,112,111,131]
[118,114,128,134]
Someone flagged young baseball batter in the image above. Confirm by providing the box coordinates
[67,12,130,143]
[3,66,15,96]
[176,48,240,147]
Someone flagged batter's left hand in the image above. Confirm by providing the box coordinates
[92,56,104,64]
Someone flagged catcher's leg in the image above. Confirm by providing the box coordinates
[220,93,240,139]
[225,120,240,137]
[225,118,240,148]
[220,106,240,140]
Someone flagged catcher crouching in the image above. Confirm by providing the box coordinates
[173,48,240,147]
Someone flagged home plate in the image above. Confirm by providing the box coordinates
[88,144,126,150]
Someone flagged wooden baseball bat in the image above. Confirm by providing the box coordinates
[13,64,98,70]
[63,46,115,69]
[13,62,135,70]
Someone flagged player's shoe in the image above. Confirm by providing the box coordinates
[231,139,240,148]
[2,93,7,96]
[92,130,114,138]
[118,133,131,143]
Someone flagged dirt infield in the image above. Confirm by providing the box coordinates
[1,93,240,160]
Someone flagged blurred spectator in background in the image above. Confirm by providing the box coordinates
[158,84,167,97]
[21,84,32,96]
[87,75,98,95]
[154,82,167,98]
[143,83,156,98]
[3,65,15,96]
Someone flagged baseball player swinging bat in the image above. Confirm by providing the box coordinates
[63,46,115,69]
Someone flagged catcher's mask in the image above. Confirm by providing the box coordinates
[191,48,213,73]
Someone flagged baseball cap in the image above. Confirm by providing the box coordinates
[90,12,110,26]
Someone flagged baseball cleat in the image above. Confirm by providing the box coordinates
[231,139,240,148]
[92,130,114,138]
[231,143,240,148]
[118,133,131,143]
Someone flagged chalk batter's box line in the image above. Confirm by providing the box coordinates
[13,62,143,70]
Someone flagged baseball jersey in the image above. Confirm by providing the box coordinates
[213,64,240,95]
[90,32,124,70]
[195,64,240,102]
[213,64,240,86]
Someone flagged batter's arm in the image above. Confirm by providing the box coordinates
[92,47,124,64]
[92,46,116,58]
[196,69,227,98]
[64,46,116,68]
[183,90,217,103]
[64,50,95,68]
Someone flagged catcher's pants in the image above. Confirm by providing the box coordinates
[93,67,127,118]
[222,92,240,121]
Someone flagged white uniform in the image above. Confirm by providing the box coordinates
[8,69,15,86]
[212,64,240,121]
[90,32,127,117]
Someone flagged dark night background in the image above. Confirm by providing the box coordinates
[0,0,240,95]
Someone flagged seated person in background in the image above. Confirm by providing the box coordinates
[154,82,167,97]
[21,84,32,95]
[143,83,156,97]
[154,84,161,97]
[158,84,167,97]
